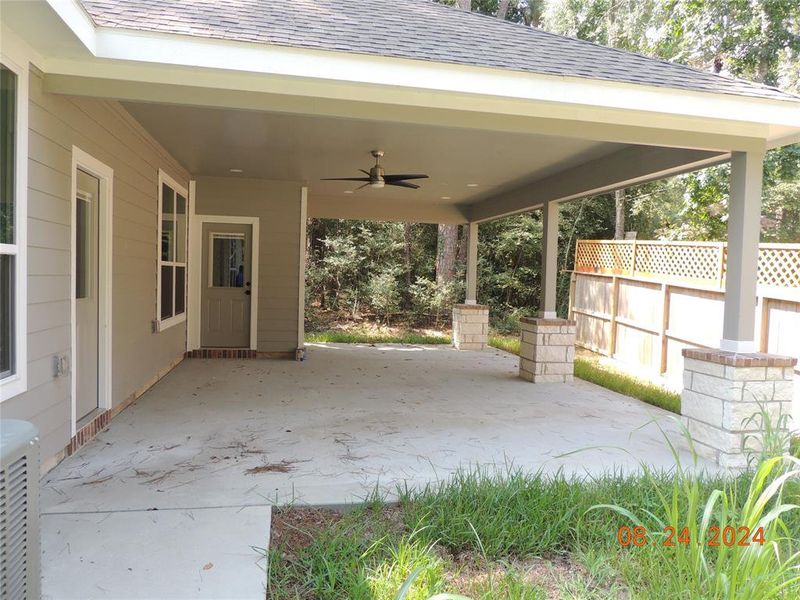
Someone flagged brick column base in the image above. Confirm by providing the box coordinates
[518,317,576,383]
[681,348,796,469]
[452,304,489,351]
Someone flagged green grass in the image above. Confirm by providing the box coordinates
[268,459,800,599]
[573,358,681,414]
[488,335,520,356]
[489,335,681,415]
[306,331,451,345]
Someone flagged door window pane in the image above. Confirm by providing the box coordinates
[161,183,174,262]
[0,255,13,377]
[1,66,16,245]
[76,199,91,298]
[211,236,245,288]
[160,265,173,320]
[174,266,185,315]
[175,194,186,263]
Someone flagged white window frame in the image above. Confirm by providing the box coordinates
[156,169,188,331]
[0,50,28,401]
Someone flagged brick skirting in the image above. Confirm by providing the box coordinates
[66,410,110,456]
[186,348,258,359]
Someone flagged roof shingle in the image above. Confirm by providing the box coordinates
[79,0,797,101]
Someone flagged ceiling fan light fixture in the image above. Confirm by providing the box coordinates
[320,150,428,191]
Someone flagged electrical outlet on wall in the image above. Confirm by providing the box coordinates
[53,354,69,377]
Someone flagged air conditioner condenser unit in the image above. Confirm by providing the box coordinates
[1,420,41,600]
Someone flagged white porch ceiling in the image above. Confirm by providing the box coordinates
[122,101,623,208]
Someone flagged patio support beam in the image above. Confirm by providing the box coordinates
[540,201,558,318]
[720,150,764,352]
[468,146,725,223]
[465,222,478,304]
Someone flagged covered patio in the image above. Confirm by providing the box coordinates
[42,344,697,511]
[40,343,699,598]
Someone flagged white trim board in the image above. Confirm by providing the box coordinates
[297,187,307,350]
[187,213,260,351]
[70,146,113,435]
[0,47,29,401]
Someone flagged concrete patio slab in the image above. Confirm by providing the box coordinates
[42,344,708,516]
[42,505,270,599]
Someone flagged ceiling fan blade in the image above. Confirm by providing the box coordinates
[386,180,420,189]
[359,169,372,176]
[355,182,371,190]
[384,174,429,181]
[321,177,372,182]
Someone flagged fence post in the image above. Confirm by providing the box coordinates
[609,275,620,357]
[659,283,670,374]
[568,272,576,321]
[717,242,725,290]
[630,240,637,277]
[758,295,769,353]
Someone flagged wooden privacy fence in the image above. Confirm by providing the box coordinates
[569,240,800,389]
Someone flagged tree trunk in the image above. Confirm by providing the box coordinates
[614,189,626,240]
[403,223,413,288]
[436,224,459,287]
[496,0,510,20]
[444,0,470,290]
[456,225,468,267]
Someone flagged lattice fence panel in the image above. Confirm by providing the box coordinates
[574,241,633,274]
[575,240,800,289]
[635,242,722,281]
[757,247,800,288]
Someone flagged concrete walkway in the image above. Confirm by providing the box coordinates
[40,343,706,599]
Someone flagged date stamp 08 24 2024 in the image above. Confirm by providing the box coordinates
[617,525,766,548]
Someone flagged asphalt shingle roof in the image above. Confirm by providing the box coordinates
[80,0,797,102]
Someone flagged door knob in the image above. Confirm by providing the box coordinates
[245,290,251,295]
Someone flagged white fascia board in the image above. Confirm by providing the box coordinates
[42,3,800,135]
[767,131,800,149]
[45,0,97,54]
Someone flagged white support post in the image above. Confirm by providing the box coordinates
[297,187,308,358]
[720,151,764,353]
[539,200,558,318]
[465,222,478,304]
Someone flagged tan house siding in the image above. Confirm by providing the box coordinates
[1,69,189,463]
[194,177,304,353]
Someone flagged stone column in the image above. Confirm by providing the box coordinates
[518,317,576,383]
[681,348,796,469]
[452,304,488,351]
